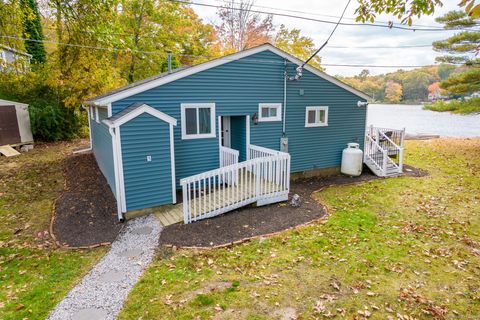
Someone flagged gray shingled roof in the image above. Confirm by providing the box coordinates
[86,67,189,103]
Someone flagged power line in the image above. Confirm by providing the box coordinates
[204,0,447,30]
[302,0,352,67]
[168,0,472,32]
[2,35,461,69]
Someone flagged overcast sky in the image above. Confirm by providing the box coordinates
[191,0,460,76]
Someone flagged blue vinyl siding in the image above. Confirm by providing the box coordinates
[111,49,366,203]
[91,107,116,197]
[119,113,172,211]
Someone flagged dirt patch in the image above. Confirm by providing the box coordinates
[159,165,427,248]
[52,152,122,247]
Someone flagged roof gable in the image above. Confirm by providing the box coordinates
[102,103,177,128]
[86,44,370,105]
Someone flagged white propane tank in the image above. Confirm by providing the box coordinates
[341,143,363,176]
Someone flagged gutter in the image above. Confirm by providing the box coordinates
[283,59,287,135]
[74,104,93,154]
[106,124,125,222]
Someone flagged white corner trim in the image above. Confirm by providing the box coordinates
[108,127,124,220]
[88,44,370,105]
[180,103,216,140]
[246,115,251,160]
[90,106,95,120]
[170,124,176,204]
[107,104,177,128]
[258,103,282,122]
[107,102,112,117]
[305,106,329,127]
[115,126,127,213]
[95,106,99,123]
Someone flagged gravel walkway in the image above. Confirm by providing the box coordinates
[47,215,161,320]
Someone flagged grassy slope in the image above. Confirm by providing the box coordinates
[424,98,480,114]
[119,139,480,319]
[0,142,106,320]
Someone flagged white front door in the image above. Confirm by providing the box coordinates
[221,116,231,147]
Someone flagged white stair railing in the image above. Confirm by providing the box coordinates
[364,126,405,176]
[181,153,290,224]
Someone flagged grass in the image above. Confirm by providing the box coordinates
[0,141,107,320]
[119,138,480,319]
[424,98,480,114]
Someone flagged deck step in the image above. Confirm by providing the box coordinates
[0,145,20,157]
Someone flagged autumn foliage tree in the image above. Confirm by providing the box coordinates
[274,25,322,70]
[384,80,403,103]
[216,0,274,53]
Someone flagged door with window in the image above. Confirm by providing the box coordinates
[221,116,231,147]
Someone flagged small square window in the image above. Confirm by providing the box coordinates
[305,106,328,127]
[258,103,281,122]
[181,103,216,139]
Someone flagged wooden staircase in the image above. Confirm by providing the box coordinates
[364,126,405,177]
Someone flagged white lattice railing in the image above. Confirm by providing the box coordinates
[181,152,290,224]
[220,146,239,167]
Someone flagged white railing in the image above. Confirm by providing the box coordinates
[248,144,280,160]
[364,135,388,175]
[181,153,290,224]
[365,126,404,176]
[220,146,239,167]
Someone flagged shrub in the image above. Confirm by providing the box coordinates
[424,97,480,114]
[28,104,81,141]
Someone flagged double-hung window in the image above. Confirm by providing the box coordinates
[258,103,282,122]
[305,106,328,127]
[181,103,216,139]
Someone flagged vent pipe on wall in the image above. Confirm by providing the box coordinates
[167,50,172,73]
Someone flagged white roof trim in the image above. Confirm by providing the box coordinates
[0,99,29,107]
[103,104,177,128]
[91,44,370,105]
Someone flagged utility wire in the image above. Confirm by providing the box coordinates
[204,0,447,29]
[1,35,464,69]
[168,0,472,32]
[302,0,352,67]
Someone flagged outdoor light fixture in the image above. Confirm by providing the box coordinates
[357,101,369,108]
[252,112,259,125]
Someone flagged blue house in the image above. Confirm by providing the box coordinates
[85,44,370,223]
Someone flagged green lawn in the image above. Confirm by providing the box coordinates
[119,138,480,319]
[0,142,107,320]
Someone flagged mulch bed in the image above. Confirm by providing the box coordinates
[159,165,427,248]
[52,152,123,248]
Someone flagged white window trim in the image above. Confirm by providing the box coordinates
[305,106,329,127]
[180,103,216,140]
[258,103,282,122]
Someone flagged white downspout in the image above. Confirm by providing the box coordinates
[74,104,93,154]
[108,125,125,222]
[282,60,287,135]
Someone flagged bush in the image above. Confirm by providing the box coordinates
[0,68,84,141]
[424,97,480,114]
[29,104,81,141]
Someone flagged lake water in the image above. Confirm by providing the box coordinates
[367,104,480,137]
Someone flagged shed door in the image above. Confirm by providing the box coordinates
[119,113,174,211]
[0,105,21,145]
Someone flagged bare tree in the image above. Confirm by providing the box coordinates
[216,0,274,52]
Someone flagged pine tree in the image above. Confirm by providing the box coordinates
[433,11,480,94]
[21,0,46,64]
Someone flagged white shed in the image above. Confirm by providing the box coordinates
[0,99,34,146]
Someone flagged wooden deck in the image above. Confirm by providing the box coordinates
[125,204,183,227]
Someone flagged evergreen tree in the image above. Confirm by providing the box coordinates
[433,11,480,94]
[20,0,46,64]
